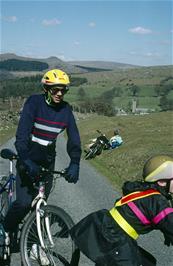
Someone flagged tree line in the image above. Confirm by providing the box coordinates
[0,75,88,99]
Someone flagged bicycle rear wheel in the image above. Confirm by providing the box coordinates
[20,205,79,266]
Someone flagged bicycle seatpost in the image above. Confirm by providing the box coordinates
[9,160,13,175]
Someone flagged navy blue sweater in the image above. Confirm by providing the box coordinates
[15,94,81,166]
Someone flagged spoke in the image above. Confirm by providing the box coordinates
[21,207,75,265]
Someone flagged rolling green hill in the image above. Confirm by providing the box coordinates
[65,65,173,111]
[0,64,172,112]
[0,53,85,75]
[0,53,138,77]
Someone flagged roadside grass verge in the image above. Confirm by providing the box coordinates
[0,110,18,146]
[78,111,173,191]
[0,126,16,146]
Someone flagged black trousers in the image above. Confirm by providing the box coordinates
[3,161,54,232]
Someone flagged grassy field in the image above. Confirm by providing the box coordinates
[0,110,18,146]
[77,111,173,191]
[62,66,173,112]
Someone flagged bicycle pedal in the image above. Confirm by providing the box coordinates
[30,244,50,265]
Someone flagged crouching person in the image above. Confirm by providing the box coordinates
[70,155,173,266]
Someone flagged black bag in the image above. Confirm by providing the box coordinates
[0,223,5,258]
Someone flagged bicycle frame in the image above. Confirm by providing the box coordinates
[1,149,65,256]
[31,181,54,249]
[30,169,64,251]
[0,159,16,207]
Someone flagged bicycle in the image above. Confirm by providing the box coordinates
[0,148,80,266]
[0,149,17,261]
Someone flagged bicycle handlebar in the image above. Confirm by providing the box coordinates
[1,149,66,179]
[40,168,66,177]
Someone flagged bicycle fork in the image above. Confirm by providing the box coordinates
[32,184,54,250]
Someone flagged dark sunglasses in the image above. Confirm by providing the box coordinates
[49,86,68,95]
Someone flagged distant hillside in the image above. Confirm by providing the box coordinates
[0,59,48,71]
[0,54,139,78]
[0,53,86,74]
[68,60,139,70]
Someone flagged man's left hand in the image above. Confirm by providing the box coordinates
[64,162,80,184]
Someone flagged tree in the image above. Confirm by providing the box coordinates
[159,96,173,111]
[77,87,86,101]
[99,87,116,103]
[129,85,140,97]
[154,85,162,97]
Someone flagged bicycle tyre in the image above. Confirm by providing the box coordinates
[0,182,9,221]
[20,205,79,266]
[84,150,93,160]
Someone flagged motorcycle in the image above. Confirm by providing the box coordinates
[84,130,111,160]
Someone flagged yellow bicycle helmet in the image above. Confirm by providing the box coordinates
[41,69,70,87]
[143,155,173,182]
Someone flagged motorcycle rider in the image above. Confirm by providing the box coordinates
[70,154,173,265]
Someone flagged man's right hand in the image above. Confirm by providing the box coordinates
[23,159,40,180]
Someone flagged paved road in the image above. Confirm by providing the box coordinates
[0,136,173,265]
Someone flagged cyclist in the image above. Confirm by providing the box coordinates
[70,155,173,265]
[1,69,81,260]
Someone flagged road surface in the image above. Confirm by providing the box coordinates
[0,136,172,265]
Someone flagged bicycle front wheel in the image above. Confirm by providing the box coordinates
[20,205,79,266]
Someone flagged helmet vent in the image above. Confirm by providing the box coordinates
[53,72,57,78]
[45,76,49,80]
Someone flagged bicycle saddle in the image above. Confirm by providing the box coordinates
[0,149,18,160]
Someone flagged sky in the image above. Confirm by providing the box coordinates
[0,0,172,66]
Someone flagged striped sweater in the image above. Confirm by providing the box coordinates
[15,94,81,165]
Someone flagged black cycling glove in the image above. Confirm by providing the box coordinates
[64,162,80,184]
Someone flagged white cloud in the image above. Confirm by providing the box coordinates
[129,51,161,58]
[88,22,96,28]
[74,41,80,46]
[129,26,152,34]
[144,52,160,58]
[42,18,61,26]
[1,16,17,22]
[58,54,66,61]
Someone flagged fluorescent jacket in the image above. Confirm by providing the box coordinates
[70,181,173,265]
[15,94,81,165]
